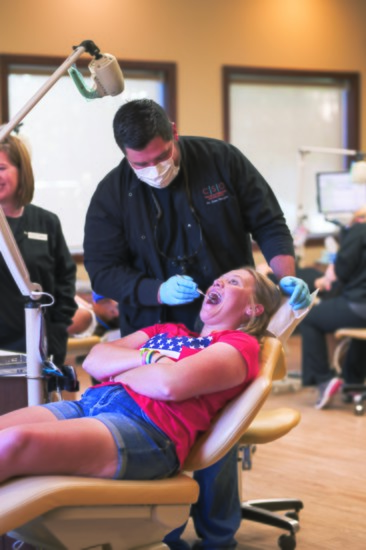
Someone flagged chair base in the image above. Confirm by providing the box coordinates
[8,504,188,550]
[241,498,303,550]
[0,474,199,550]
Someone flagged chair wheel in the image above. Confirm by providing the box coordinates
[278,533,296,550]
[355,403,364,415]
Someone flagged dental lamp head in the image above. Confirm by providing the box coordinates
[68,40,124,100]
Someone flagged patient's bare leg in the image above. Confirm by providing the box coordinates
[0,405,57,430]
[0,418,119,483]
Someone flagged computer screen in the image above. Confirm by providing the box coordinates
[316,171,366,215]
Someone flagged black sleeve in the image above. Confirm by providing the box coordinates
[335,224,365,283]
[83,170,162,307]
[228,144,295,262]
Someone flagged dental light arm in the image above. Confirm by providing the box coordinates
[298,145,360,156]
[0,40,124,406]
[0,40,124,141]
[0,205,45,405]
[0,207,42,298]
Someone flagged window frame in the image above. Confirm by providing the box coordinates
[0,54,177,124]
[222,65,360,158]
[0,54,177,255]
[222,66,361,240]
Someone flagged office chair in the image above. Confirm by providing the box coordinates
[333,327,366,415]
[0,335,302,550]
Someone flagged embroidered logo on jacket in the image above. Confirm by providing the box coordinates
[202,182,229,205]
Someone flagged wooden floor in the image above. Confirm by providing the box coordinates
[183,335,366,549]
[71,335,366,549]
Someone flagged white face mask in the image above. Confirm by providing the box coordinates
[132,157,180,189]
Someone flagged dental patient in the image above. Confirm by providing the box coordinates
[0,267,281,483]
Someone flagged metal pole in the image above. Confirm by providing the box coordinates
[0,46,86,142]
[25,303,44,406]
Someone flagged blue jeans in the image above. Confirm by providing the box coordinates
[43,385,179,480]
[164,445,240,550]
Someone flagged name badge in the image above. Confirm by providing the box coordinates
[27,232,48,241]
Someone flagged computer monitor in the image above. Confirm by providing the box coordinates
[316,171,366,215]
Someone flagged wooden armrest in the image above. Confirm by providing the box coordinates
[335,328,366,340]
[67,335,101,353]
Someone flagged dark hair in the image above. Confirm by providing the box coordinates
[0,132,34,206]
[113,99,173,153]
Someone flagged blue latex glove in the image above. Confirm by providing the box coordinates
[159,275,200,305]
[279,276,311,311]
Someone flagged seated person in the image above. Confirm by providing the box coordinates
[67,295,97,338]
[312,263,338,294]
[300,205,366,409]
[0,267,281,483]
[92,292,120,339]
[68,292,120,340]
[313,207,366,295]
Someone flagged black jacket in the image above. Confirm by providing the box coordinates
[336,222,366,303]
[0,204,77,365]
[84,136,294,334]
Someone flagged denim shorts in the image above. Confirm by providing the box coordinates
[42,385,180,480]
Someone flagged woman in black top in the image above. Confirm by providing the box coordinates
[0,132,76,366]
[301,207,366,409]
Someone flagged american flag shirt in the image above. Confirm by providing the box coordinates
[120,322,261,466]
[141,332,213,359]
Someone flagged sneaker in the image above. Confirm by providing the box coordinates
[315,377,343,410]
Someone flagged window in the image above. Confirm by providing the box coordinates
[223,67,360,234]
[0,55,177,252]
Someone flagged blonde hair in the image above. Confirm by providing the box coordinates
[238,267,282,341]
[0,132,34,207]
[351,205,366,225]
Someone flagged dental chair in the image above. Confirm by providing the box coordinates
[238,407,302,550]
[333,327,366,415]
[0,335,302,550]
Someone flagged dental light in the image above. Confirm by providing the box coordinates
[0,40,124,405]
[68,42,124,99]
[0,40,124,141]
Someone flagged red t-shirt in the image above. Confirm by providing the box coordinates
[122,323,260,466]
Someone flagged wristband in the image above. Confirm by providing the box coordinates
[140,349,159,365]
[140,350,148,365]
[155,354,168,363]
[146,350,159,364]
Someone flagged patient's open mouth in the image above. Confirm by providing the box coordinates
[206,291,222,305]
